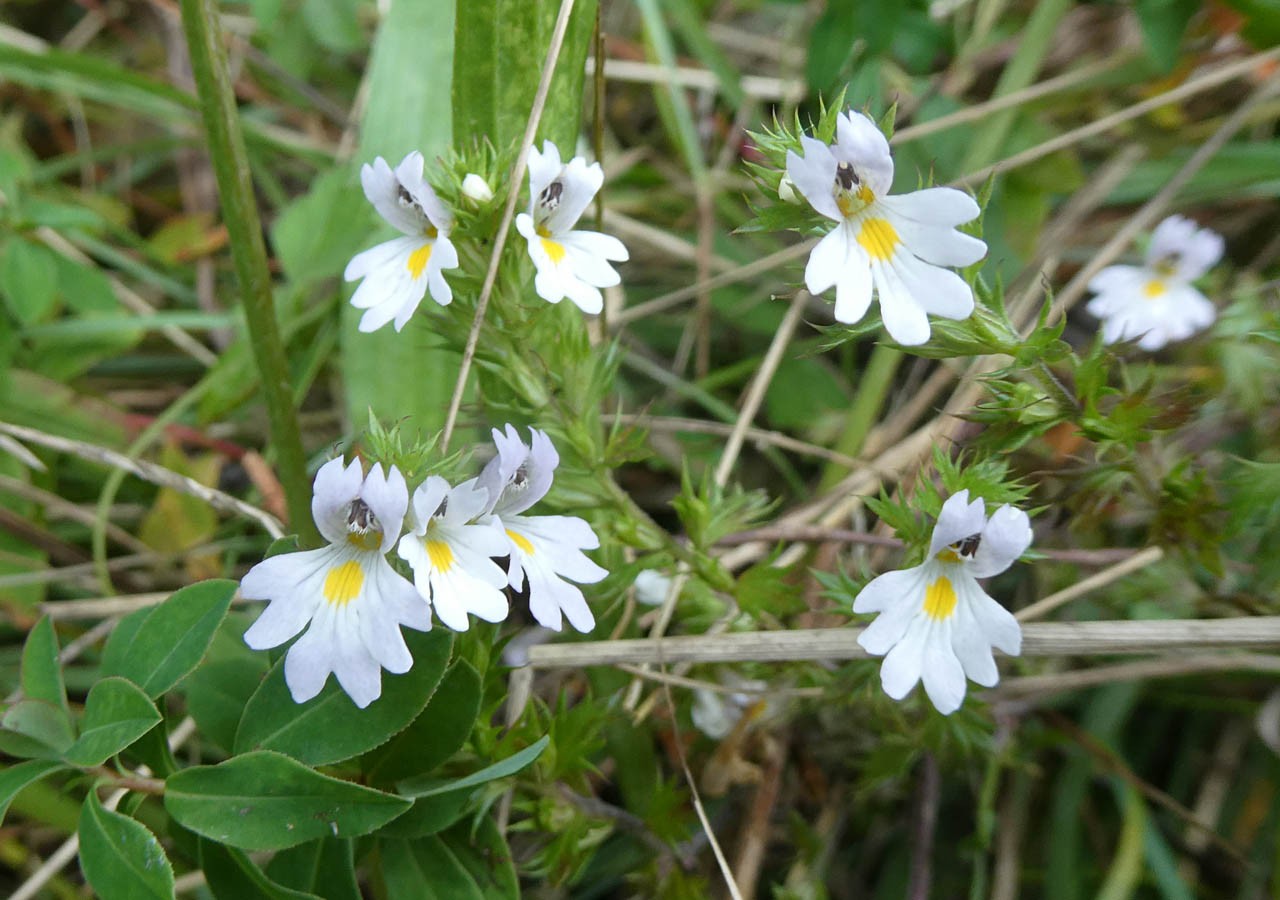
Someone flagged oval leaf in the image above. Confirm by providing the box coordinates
[102,580,237,698]
[397,735,550,799]
[78,791,175,900]
[197,838,321,900]
[0,759,66,825]
[365,659,480,786]
[0,699,75,758]
[64,677,162,767]
[164,751,411,851]
[234,629,451,766]
[21,616,71,718]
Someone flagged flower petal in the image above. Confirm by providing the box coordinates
[834,111,894,197]
[786,138,841,221]
[873,260,932,346]
[359,463,408,553]
[893,254,975,321]
[312,458,362,545]
[928,490,985,558]
[879,187,978,228]
[853,564,927,614]
[969,504,1032,577]
[879,621,927,700]
[805,225,850,295]
[919,624,967,714]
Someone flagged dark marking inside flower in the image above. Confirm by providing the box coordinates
[835,162,860,191]
[347,498,381,536]
[513,463,529,487]
[954,533,982,558]
[539,180,564,212]
[397,184,425,219]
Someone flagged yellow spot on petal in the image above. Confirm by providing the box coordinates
[923,575,958,621]
[1143,279,1166,299]
[856,217,900,262]
[323,560,364,607]
[347,531,382,552]
[407,242,433,279]
[936,549,960,564]
[507,529,534,555]
[857,184,875,204]
[541,238,566,265]
[837,194,857,218]
[426,539,454,572]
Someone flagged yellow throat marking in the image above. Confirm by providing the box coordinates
[507,529,534,555]
[856,217,900,262]
[323,560,364,606]
[407,242,433,279]
[540,238,566,265]
[1143,279,1166,299]
[426,539,454,572]
[923,575,958,621]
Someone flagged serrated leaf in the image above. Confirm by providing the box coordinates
[366,659,480,786]
[78,791,175,900]
[0,759,65,825]
[64,677,162,767]
[101,580,237,698]
[165,751,411,851]
[234,629,451,766]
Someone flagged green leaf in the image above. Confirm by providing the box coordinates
[271,169,370,285]
[264,839,361,900]
[20,616,71,722]
[366,659,481,786]
[198,838,321,900]
[0,759,66,825]
[164,751,411,851]
[101,580,237,698]
[0,238,60,324]
[380,814,518,900]
[64,677,162,767]
[1134,0,1199,71]
[234,629,451,766]
[184,657,270,755]
[397,735,551,798]
[0,699,75,758]
[78,791,175,900]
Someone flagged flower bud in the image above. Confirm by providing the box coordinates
[461,173,494,203]
[778,173,800,204]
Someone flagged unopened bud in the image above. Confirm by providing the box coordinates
[461,173,494,203]
[778,174,800,204]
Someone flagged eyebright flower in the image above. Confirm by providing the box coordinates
[344,151,460,333]
[1086,214,1223,351]
[240,459,429,708]
[475,424,607,633]
[397,477,510,632]
[786,110,987,345]
[853,490,1030,714]
[515,142,628,314]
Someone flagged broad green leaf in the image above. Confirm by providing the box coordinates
[184,656,270,756]
[452,0,598,152]
[380,814,518,900]
[0,759,65,825]
[372,786,471,840]
[342,0,455,435]
[99,605,151,679]
[20,616,71,721]
[234,629,451,766]
[0,237,60,324]
[78,791,175,900]
[366,659,480,786]
[165,751,411,851]
[397,734,550,798]
[64,677,162,767]
[101,580,237,697]
[198,838,321,900]
[0,699,75,758]
[264,839,361,900]
[271,169,370,285]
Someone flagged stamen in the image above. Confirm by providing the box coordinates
[835,161,859,191]
[955,533,982,558]
[539,180,564,213]
[346,499,383,551]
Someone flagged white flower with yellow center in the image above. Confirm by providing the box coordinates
[397,477,510,632]
[514,142,628,314]
[853,490,1031,714]
[475,424,607,633]
[240,458,429,708]
[344,151,460,333]
[1086,214,1223,351]
[786,111,987,345]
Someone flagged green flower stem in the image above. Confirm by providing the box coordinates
[819,343,902,492]
[179,0,317,544]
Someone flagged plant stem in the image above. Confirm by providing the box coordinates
[819,343,901,491]
[179,0,317,543]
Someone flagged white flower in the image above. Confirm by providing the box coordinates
[461,173,494,204]
[476,424,607,632]
[515,142,628,314]
[786,110,987,345]
[1086,214,1223,351]
[853,490,1031,715]
[240,458,429,708]
[397,477,510,632]
[344,151,460,333]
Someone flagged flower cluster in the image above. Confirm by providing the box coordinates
[344,143,628,331]
[239,426,606,707]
